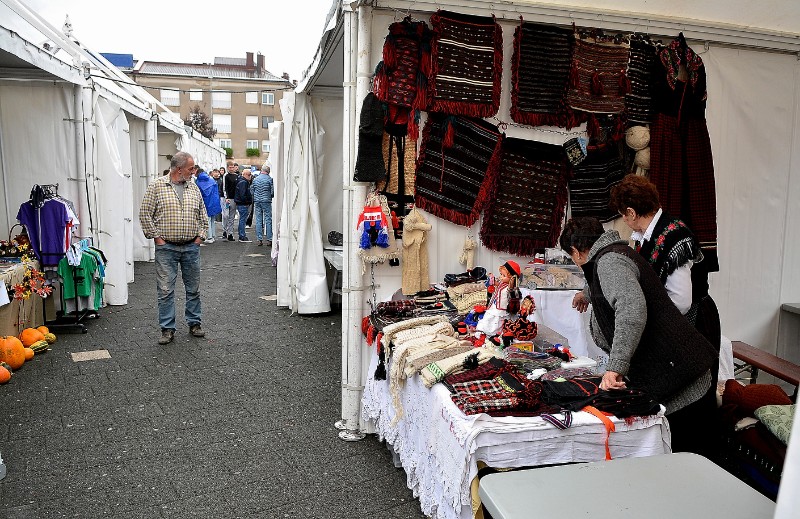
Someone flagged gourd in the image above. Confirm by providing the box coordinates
[30,341,49,353]
[37,326,57,344]
[23,347,34,361]
[19,328,45,347]
[0,365,10,384]
[0,336,26,370]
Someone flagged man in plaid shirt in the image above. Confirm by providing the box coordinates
[139,151,208,345]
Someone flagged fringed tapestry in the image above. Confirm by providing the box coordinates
[480,138,570,255]
[566,35,630,114]
[373,17,432,139]
[377,131,416,239]
[414,114,503,227]
[510,22,584,129]
[568,144,626,223]
[625,34,658,125]
[427,10,503,118]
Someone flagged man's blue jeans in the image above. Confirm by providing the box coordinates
[237,204,250,239]
[253,200,272,242]
[155,242,202,331]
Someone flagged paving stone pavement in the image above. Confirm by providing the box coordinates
[0,232,427,518]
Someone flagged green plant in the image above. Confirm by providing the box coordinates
[223,147,233,159]
[246,148,260,157]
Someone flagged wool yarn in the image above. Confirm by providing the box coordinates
[634,147,650,170]
[625,126,650,150]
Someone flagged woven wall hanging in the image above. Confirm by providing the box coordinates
[427,10,503,117]
[510,22,584,129]
[414,114,503,226]
[566,35,630,114]
[625,34,658,125]
[568,144,626,223]
[373,17,432,139]
[480,138,570,254]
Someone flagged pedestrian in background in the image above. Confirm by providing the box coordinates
[138,151,207,345]
[222,161,239,241]
[234,169,253,242]
[251,163,274,246]
[196,168,222,243]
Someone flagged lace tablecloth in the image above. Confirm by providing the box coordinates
[362,352,670,519]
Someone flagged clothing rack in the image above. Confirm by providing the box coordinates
[31,185,98,333]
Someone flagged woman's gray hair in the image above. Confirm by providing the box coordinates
[170,151,192,171]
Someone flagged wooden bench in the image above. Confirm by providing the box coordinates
[732,340,800,400]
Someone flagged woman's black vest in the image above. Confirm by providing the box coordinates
[584,243,717,402]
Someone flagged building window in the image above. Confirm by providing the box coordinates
[216,138,232,149]
[189,89,203,101]
[262,140,271,153]
[160,89,179,106]
[212,114,231,134]
[261,116,275,128]
[212,91,231,109]
[261,92,274,105]
[245,91,258,104]
[246,139,259,150]
[245,116,259,129]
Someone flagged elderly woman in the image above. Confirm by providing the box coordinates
[563,217,717,455]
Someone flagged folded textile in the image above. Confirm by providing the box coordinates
[539,367,596,381]
[480,137,570,255]
[381,315,449,349]
[406,343,474,377]
[447,283,489,314]
[420,348,500,388]
[566,35,630,114]
[443,357,514,389]
[428,10,502,117]
[510,22,584,128]
[504,347,562,372]
[450,373,523,415]
[415,115,503,226]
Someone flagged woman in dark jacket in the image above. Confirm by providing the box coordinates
[562,217,718,456]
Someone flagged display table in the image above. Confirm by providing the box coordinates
[362,352,670,519]
[479,452,776,519]
[0,261,44,337]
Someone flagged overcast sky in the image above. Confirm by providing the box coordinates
[20,0,335,81]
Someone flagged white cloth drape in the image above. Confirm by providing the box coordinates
[276,92,331,314]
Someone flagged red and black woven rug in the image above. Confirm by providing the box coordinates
[567,144,626,223]
[427,10,503,117]
[510,22,584,129]
[480,137,570,254]
[414,114,503,226]
[566,35,630,114]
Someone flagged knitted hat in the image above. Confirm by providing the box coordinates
[502,260,521,278]
[634,147,650,170]
[625,126,650,150]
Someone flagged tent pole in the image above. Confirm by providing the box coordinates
[339,0,371,442]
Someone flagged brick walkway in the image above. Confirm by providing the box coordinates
[0,236,425,518]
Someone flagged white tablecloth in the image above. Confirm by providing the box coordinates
[522,288,606,360]
[361,352,671,519]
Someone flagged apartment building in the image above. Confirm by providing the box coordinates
[128,52,293,168]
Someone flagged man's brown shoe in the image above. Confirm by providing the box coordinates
[158,329,175,345]
[189,324,205,337]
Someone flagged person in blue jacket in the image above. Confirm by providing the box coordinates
[195,168,222,243]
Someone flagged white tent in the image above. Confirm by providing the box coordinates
[278,0,800,442]
[0,0,224,305]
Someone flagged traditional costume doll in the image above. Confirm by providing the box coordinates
[475,260,521,338]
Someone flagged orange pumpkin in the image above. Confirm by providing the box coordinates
[0,365,11,384]
[0,336,26,370]
[23,347,34,361]
[19,328,45,347]
[36,326,50,335]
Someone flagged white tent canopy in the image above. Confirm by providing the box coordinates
[0,0,224,305]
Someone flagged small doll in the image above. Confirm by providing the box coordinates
[475,260,521,338]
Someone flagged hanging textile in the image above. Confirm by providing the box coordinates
[427,10,503,118]
[480,138,570,255]
[648,34,718,272]
[353,93,387,183]
[566,34,630,114]
[401,207,432,295]
[625,34,658,125]
[17,198,71,267]
[568,144,626,223]
[510,22,584,129]
[376,131,416,238]
[372,17,432,139]
[414,114,503,226]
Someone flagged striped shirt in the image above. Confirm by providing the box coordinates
[139,175,208,242]
[250,173,274,202]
